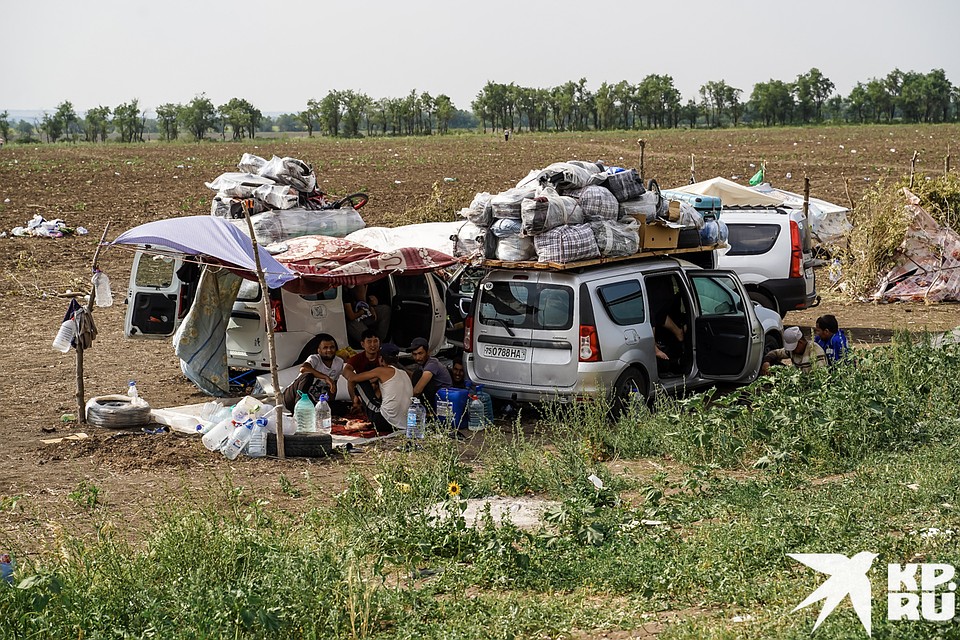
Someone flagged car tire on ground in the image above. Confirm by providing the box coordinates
[611,366,649,419]
[764,332,782,355]
[86,395,152,428]
[266,432,334,458]
[748,290,780,318]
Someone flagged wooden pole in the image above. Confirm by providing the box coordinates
[243,207,285,459]
[637,138,646,182]
[689,153,696,184]
[76,224,111,424]
[841,174,855,211]
[946,144,951,175]
[909,150,919,188]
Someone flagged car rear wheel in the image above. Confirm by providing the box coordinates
[764,332,781,355]
[748,290,780,317]
[611,367,649,419]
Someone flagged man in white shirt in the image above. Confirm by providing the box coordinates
[282,333,345,412]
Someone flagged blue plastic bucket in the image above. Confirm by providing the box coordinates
[436,388,469,429]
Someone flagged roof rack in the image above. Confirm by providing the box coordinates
[478,243,725,271]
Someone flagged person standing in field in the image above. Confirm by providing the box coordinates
[504,128,511,142]
[814,314,850,365]
[762,326,827,374]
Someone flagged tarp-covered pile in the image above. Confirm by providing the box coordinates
[454,160,725,264]
[873,188,960,302]
[206,153,365,245]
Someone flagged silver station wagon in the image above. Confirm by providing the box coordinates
[462,257,779,412]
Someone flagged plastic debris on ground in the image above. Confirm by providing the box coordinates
[10,214,89,238]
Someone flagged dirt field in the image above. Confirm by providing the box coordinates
[1,125,958,553]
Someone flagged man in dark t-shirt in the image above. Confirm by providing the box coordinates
[343,329,381,413]
[408,337,452,408]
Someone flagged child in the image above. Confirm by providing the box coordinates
[814,314,850,365]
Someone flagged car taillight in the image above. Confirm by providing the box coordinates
[789,220,803,279]
[463,316,474,352]
[579,325,601,362]
[269,291,286,332]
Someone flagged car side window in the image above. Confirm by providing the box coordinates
[597,280,645,325]
[691,275,745,316]
[725,223,780,256]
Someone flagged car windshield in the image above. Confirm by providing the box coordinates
[478,282,573,330]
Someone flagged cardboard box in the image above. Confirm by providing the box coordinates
[638,218,679,249]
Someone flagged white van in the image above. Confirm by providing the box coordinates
[124,250,448,371]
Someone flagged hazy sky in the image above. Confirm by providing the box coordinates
[4,0,959,115]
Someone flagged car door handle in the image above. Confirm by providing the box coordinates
[624,329,639,345]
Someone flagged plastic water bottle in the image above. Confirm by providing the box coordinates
[222,420,254,460]
[52,318,76,352]
[246,418,268,458]
[127,381,146,407]
[468,395,485,431]
[315,394,332,435]
[198,405,232,435]
[293,391,316,434]
[475,384,494,424]
[436,392,453,428]
[202,416,235,451]
[0,553,13,585]
[406,398,425,439]
[92,270,114,307]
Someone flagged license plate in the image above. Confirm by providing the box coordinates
[482,345,528,361]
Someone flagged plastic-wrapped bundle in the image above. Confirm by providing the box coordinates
[717,220,729,244]
[602,169,646,202]
[204,172,274,198]
[210,194,267,218]
[677,202,705,229]
[520,188,583,236]
[453,221,484,257]
[619,191,668,222]
[577,185,620,222]
[534,224,600,263]
[491,186,537,219]
[699,220,720,245]
[465,192,493,227]
[491,218,523,237]
[590,218,640,257]
[258,156,317,193]
[568,160,604,175]
[495,234,536,261]
[237,153,268,174]
[241,208,366,245]
[254,184,299,210]
[537,162,594,191]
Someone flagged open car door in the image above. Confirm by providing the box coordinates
[688,271,763,382]
[124,250,196,338]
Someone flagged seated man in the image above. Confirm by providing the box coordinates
[282,333,344,413]
[341,342,413,434]
[762,326,827,374]
[407,337,452,407]
[449,360,468,389]
[343,329,382,415]
[344,283,391,345]
[814,314,850,365]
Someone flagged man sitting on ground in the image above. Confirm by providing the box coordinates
[341,342,413,433]
[762,326,827,375]
[814,314,850,365]
[408,337,453,406]
[343,329,382,414]
[282,333,345,412]
[449,360,468,389]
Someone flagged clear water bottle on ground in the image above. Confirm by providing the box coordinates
[468,395,485,431]
[406,397,425,439]
[52,318,76,352]
[475,384,494,425]
[315,394,332,435]
[293,391,316,434]
[127,380,147,407]
[222,420,254,460]
[246,418,268,458]
[92,270,114,307]
[202,416,236,451]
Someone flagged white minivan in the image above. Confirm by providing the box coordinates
[124,250,448,371]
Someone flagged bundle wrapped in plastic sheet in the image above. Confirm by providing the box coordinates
[601,169,646,202]
[590,218,640,257]
[237,208,366,245]
[619,191,668,222]
[536,162,594,192]
[258,156,317,193]
[677,202,705,229]
[491,186,537,219]
[204,172,274,198]
[491,218,523,237]
[568,160,604,175]
[464,192,494,227]
[534,224,600,263]
[254,184,299,210]
[453,221,484,257]
[495,233,536,261]
[237,153,267,174]
[210,194,268,218]
[520,188,583,236]
[699,220,729,245]
[577,185,620,222]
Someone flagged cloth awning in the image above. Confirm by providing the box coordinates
[110,215,296,289]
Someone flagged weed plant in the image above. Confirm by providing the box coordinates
[2,335,960,638]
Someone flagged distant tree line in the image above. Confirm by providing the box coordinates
[1,67,957,145]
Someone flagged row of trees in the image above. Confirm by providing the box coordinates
[2,67,957,144]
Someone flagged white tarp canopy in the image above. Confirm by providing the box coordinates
[670,177,851,250]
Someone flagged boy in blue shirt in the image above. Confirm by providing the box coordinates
[814,314,850,365]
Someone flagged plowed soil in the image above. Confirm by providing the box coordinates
[1,125,958,551]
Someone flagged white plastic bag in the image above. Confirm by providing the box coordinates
[253,184,299,210]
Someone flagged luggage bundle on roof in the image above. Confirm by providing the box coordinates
[454,160,728,267]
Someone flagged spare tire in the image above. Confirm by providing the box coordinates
[85,394,152,428]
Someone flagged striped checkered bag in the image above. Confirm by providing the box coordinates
[520,188,583,237]
[590,218,640,257]
[491,186,537,219]
[602,169,646,202]
[534,224,600,263]
[577,185,620,221]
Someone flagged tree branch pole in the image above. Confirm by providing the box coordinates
[637,138,646,182]
[243,207,285,459]
[946,144,951,175]
[689,154,696,184]
[77,223,110,423]
[909,150,919,188]
[841,173,855,211]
